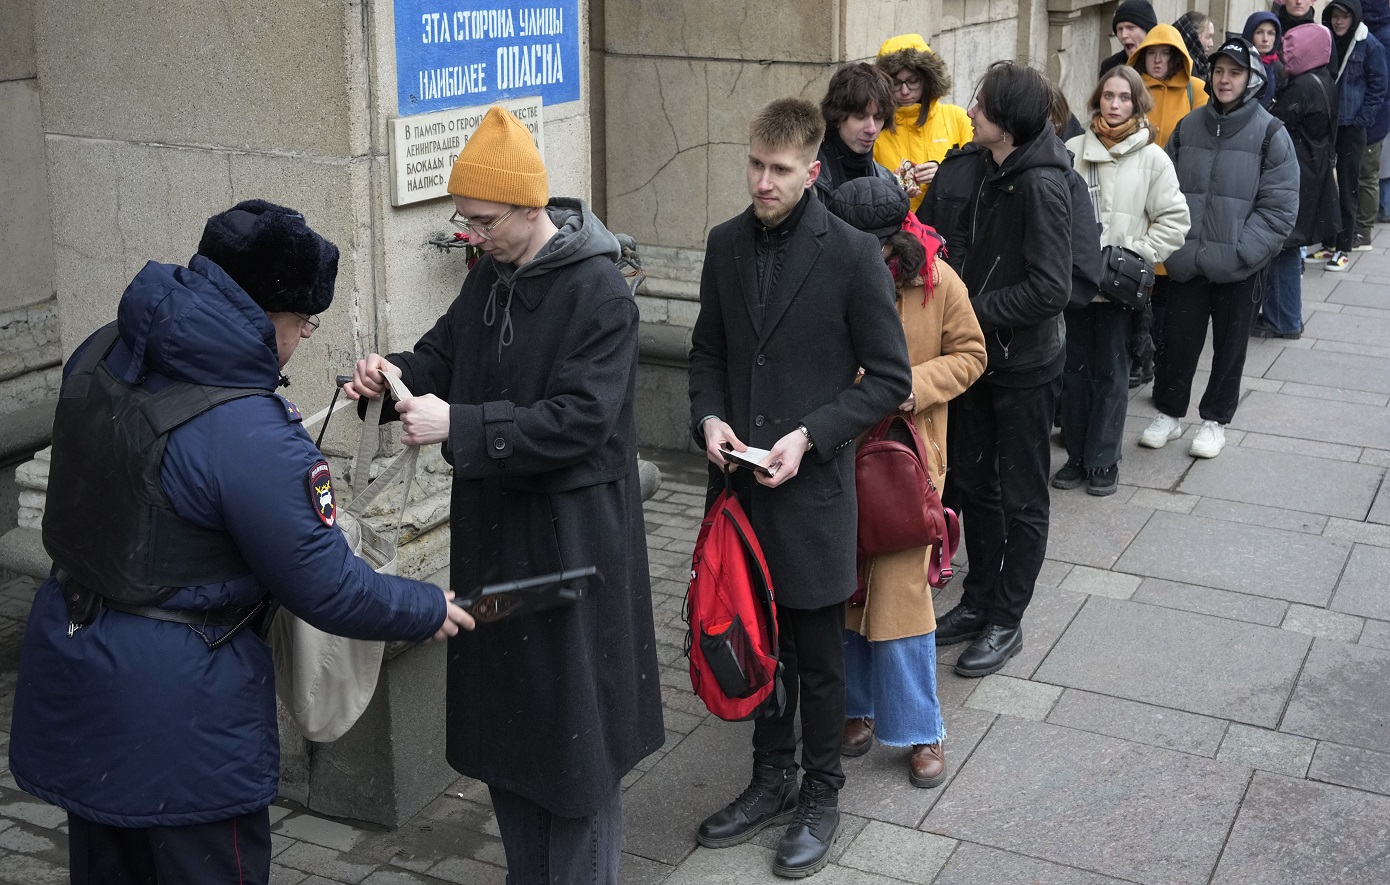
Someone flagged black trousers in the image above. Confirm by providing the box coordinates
[953,376,1061,628]
[1153,274,1260,425]
[68,809,271,885]
[1062,302,1133,470]
[489,784,622,885]
[1329,125,1368,252]
[753,602,847,791]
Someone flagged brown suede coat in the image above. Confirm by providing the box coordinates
[849,257,985,641]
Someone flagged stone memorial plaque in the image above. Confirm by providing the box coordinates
[388,96,542,206]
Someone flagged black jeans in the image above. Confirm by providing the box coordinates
[68,809,271,885]
[952,375,1061,628]
[1329,125,1368,252]
[490,784,623,885]
[1153,274,1261,425]
[1063,302,1133,470]
[754,602,847,791]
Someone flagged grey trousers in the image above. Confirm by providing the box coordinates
[490,783,623,885]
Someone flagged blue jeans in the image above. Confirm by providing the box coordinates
[1380,175,1390,219]
[843,629,946,746]
[1259,246,1303,335]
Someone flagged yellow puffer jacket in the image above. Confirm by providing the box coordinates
[874,33,974,213]
[1128,23,1209,148]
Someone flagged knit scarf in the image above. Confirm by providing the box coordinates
[1090,113,1142,149]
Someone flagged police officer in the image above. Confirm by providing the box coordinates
[8,200,473,885]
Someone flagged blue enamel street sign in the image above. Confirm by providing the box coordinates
[394,0,580,116]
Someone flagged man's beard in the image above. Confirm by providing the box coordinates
[753,200,791,226]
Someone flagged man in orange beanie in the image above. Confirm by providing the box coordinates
[345,105,664,885]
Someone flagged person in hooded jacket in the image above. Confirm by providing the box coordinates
[1130,23,1212,148]
[1059,66,1190,496]
[1244,11,1286,107]
[1140,38,1299,460]
[1309,0,1387,270]
[873,34,974,214]
[1175,11,1216,81]
[345,106,664,885]
[1258,23,1342,338]
[1355,0,1390,248]
[824,176,986,791]
[1101,0,1159,77]
[930,62,1072,679]
[9,200,474,885]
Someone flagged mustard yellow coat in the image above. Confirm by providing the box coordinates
[873,102,974,214]
[848,257,985,641]
[1128,23,1210,148]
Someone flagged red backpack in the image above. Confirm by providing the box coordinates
[684,481,784,721]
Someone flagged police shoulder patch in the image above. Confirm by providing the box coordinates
[307,460,336,527]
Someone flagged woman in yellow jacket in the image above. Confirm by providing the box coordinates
[874,34,973,213]
[825,177,986,789]
[1129,23,1210,147]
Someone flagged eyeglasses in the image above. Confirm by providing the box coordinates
[294,313,320,331]
[449,206,518,241]
[892,76,923,91]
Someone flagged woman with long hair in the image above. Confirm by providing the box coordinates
[825,176,985,788]
[1056,66,1189,494]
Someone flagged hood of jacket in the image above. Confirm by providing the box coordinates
[1282,22,1334,76]
[1243,11,1285,55]
[502,197,621,285]
[1130,23,1197,80]
[987,125,1074,182]
[1324,0,1368,68]
[876,33,952,106]
[1209,37,1270,112]
[112,255,282,390]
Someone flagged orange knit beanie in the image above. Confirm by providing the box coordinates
[447,106,548,207]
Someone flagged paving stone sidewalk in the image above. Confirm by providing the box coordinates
[2,238,1390,883]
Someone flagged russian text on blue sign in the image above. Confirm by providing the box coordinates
[395,1,579,116]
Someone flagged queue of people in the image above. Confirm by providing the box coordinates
[12,5,1379,885]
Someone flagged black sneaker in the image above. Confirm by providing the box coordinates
[1087,465,1118,497]
[697,764,798,849]
[1051,459,1086,490]
[772,779,841,878]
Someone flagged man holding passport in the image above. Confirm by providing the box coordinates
[688,95,911,878]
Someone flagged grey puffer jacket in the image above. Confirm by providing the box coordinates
[1164,69,1299,284]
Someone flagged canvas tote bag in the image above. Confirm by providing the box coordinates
[270,381,420,742]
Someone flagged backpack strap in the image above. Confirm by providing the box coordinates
[1187,80,1194,110]
[1260,116,1285,172]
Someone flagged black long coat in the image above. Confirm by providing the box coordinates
[688,196,912,610]
[384,202,663,817]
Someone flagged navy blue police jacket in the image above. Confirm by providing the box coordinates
[8,255,445,827]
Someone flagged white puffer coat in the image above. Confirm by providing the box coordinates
[1066,125,1191,302]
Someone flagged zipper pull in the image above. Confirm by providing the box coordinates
[67,621,80,637]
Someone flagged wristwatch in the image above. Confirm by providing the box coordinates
[797,423,814,451]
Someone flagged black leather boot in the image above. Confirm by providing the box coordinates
[934,603,986,646]
[696,763,798,849]
[954,624,1022,677]
[773,779,841,878]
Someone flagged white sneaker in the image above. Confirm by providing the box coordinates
[1189,420,1226,458]
[1139,413,1183,449]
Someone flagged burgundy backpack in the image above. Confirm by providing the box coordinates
[684,479,784,721]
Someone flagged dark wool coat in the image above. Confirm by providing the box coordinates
[689,195,912,610]
[1272,61,1341,246]
[383,200,663,817]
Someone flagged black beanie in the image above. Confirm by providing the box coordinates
[196,199,339,315]
[1113,0,1159,35]
[825,177,908,242]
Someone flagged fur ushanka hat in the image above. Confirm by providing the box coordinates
[197,199,339,315]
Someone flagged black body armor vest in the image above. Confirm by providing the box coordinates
[43,323,272,605]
